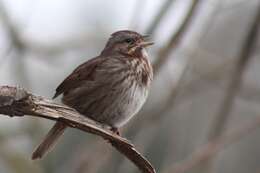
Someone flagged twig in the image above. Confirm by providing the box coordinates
[0,86,156,173]
[159,2,260,173]
[169,3,260,173]
[130,0,147,29]
[164,116,260,173]
[145,0,176,35]
[153,0,202,76]
[156,0,223,124]
[0,1,31,88]
[207,1,260,141]
[0,1,90,58]
[0,2,25,51]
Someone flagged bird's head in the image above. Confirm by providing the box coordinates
[101,30,153,57]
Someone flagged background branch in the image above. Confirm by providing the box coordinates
[207,0,260,141]
[145,0,176,35]
[0,86,156,173]
[165,115,260,173]
[0,1,31,88]
[202,2,260,172]
[153,0,202,76]
[165,3,260,173]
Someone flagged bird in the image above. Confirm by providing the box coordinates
[32,30,154,160]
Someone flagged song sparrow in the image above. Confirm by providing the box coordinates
[32,30,154,159]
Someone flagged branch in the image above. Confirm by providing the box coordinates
[0,86,156,173]
[145,0,176,35]
[207,0,260,141]
[129,0,147,29]
[164,3,260,173]
[0,1,25,52]
[201,3,260,172]
[0,1,93,56]
[164,116,260,173]
[0,1,32,89]
[153,0,202,76]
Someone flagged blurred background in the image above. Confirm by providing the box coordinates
[0,0,260,173]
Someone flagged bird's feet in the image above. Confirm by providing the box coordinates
[110,127,120,136]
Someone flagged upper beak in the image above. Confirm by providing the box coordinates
[139,41,154,47]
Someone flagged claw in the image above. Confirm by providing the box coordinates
[110,127,120,136]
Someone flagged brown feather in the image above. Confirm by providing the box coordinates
[32,122,66,159]
[53,56,107,99]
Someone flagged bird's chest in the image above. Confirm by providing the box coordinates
[127,56,153,86]
[118,58,152,109]
[109,80,148,127]
[100,59,151,127]
[116,58,151,110]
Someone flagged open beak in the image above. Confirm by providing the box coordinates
[140,35,154,47]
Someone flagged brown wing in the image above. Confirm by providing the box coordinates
[53,56,106,99]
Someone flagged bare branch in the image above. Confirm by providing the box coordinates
[130,0,147,29]
[200,3,260,172]
[145,0,176,35]
[165,3,260,173]
[153,0,202,76]
[164,116,260,173]
[207,1,260,141]
[0,1,32,88]
[0,1,27,53]
[0,86,156,173]
[0,1,91,56]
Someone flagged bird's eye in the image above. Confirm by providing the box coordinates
[125,38,134,44]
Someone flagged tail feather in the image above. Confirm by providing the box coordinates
[32,122,67,160]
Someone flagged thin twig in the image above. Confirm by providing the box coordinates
[201,4,260,172]
[0,1,90,57]
[156,3,260,173]
[207,2,260,140]
[145,0,176,35]
[158,0,223,123]
[0,1,31,88]
[130,0,147,29]
[164,116,260,173]
[0,2,25,51]
[169,3,260,173]
[153,0,202,76]
[0,86,156,173]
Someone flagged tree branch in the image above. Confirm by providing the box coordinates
[145,0,176,35]
[207,0,260,141]
[153,0,202,76]
[164,3,260,173]
[164,116,260,173]
[0,86,156,173]
[200,2,260,172]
